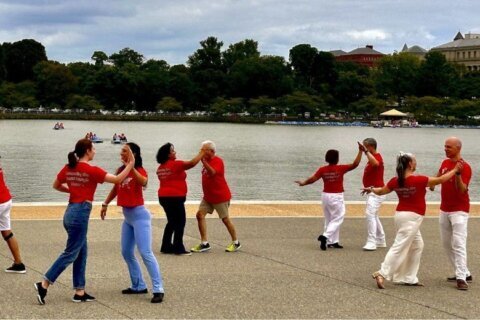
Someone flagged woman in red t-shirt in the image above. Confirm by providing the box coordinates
[101,143,164,303]
[296,145,363,250]
[156,143,203,255]
[363,152,461,289]
[0,156,25,274]
[34,138,134,305]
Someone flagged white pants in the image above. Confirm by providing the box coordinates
[379,211,424,284]
[365,193,386,245]
[439,211,470,280]
[0,199,12,231]
[321,193,345,244]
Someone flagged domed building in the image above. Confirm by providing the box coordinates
[401,44,427,59]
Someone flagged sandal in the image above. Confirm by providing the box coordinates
[372,271,385,289]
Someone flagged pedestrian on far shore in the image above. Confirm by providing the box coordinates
[365,152,461,289]
[101,142,165,303]
[295,144,362,250]
[358,138,387,251]
[431,137,473,290]
[156,143,204,255]
[34,138,134,305]
[0,154,26,274]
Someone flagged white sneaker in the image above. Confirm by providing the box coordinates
[363,243,377,251]
[376,241,387,248]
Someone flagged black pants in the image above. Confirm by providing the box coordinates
[159,196,187,253]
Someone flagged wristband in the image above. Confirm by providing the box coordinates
[102,203,108,207]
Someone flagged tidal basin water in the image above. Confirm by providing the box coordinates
[1,119,479,203]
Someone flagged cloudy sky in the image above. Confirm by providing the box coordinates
[0,0,478,65]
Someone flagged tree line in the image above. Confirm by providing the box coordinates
[1,37,480,122]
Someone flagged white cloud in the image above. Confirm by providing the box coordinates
[345,29,390,41]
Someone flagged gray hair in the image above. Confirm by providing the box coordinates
[363,138,377,149]
[202,140,216,152]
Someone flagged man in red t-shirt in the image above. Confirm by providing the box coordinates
[433,137,472,290]
[359,138,387,251]
[191,140,241,253]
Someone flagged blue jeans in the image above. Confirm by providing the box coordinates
[122,206,164,293]
[44,202,91,289]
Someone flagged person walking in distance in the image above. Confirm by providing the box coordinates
[365,152,461,289]
[0,154,26,274]
[295,144,362,250]
[156,143,204,255]
[101,143,165,303]
[191,140,241,253]
[432,137,472,290]
[359,138,387,251]
[34,138,134,305]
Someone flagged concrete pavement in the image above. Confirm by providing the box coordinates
[0,216,479,319]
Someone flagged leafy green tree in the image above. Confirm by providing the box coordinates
[311,51,337,93]
[289,44,318,88]
[109,48,144,68]
[168,64,196,110]
[34,61,78,106]
[405,96,444,120]
[91,51,109,67]
[67,62,97,95]
[456,71,480,100]
[188,37,224,72]
[417,52,459,97]
[348,96,386,117]
[279,91,325,118]
[228,56,293,99]
[0,45,5,82]
[137,59,170,110]
[248,96,276,115]
[156,96,183,113]
[0,81,38,108]
[3,39,47,82]
[209,97,245,115]
[334,71,373,108]
[222,39,260,71]
[375,53,421,104]
[66,94,102,111]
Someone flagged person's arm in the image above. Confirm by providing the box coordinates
[454,171,469,193]
[295,174,321,186]
[53,179,69,193]
[183,149,205,170]
[347,145,363,171]
[361,185,391,196]
[131,168,148,186]
[100,187,117,220]
[201,158,216,176]
[429,171,441,191]
[427,162,462,187]
[104,147,135,184]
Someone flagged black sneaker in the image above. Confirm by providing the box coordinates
[5,263,26,274]
[72,292,96,303]
[122,288,148,294]
[327,243,344,249]
[174,250,192,256]
[34,282,47,305]
[447,275,473,283]
[151,292,164,303]
[318,235,327,251]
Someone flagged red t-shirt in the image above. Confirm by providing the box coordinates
[438,159,471,213]
[0,167,12,204]
[202,156,231,204]
[386,175,429,215]
[157,160,187,197]
[57,162,107,203]
[314,164,353,193]
[116,167,147,207]
[362,153,385,188]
